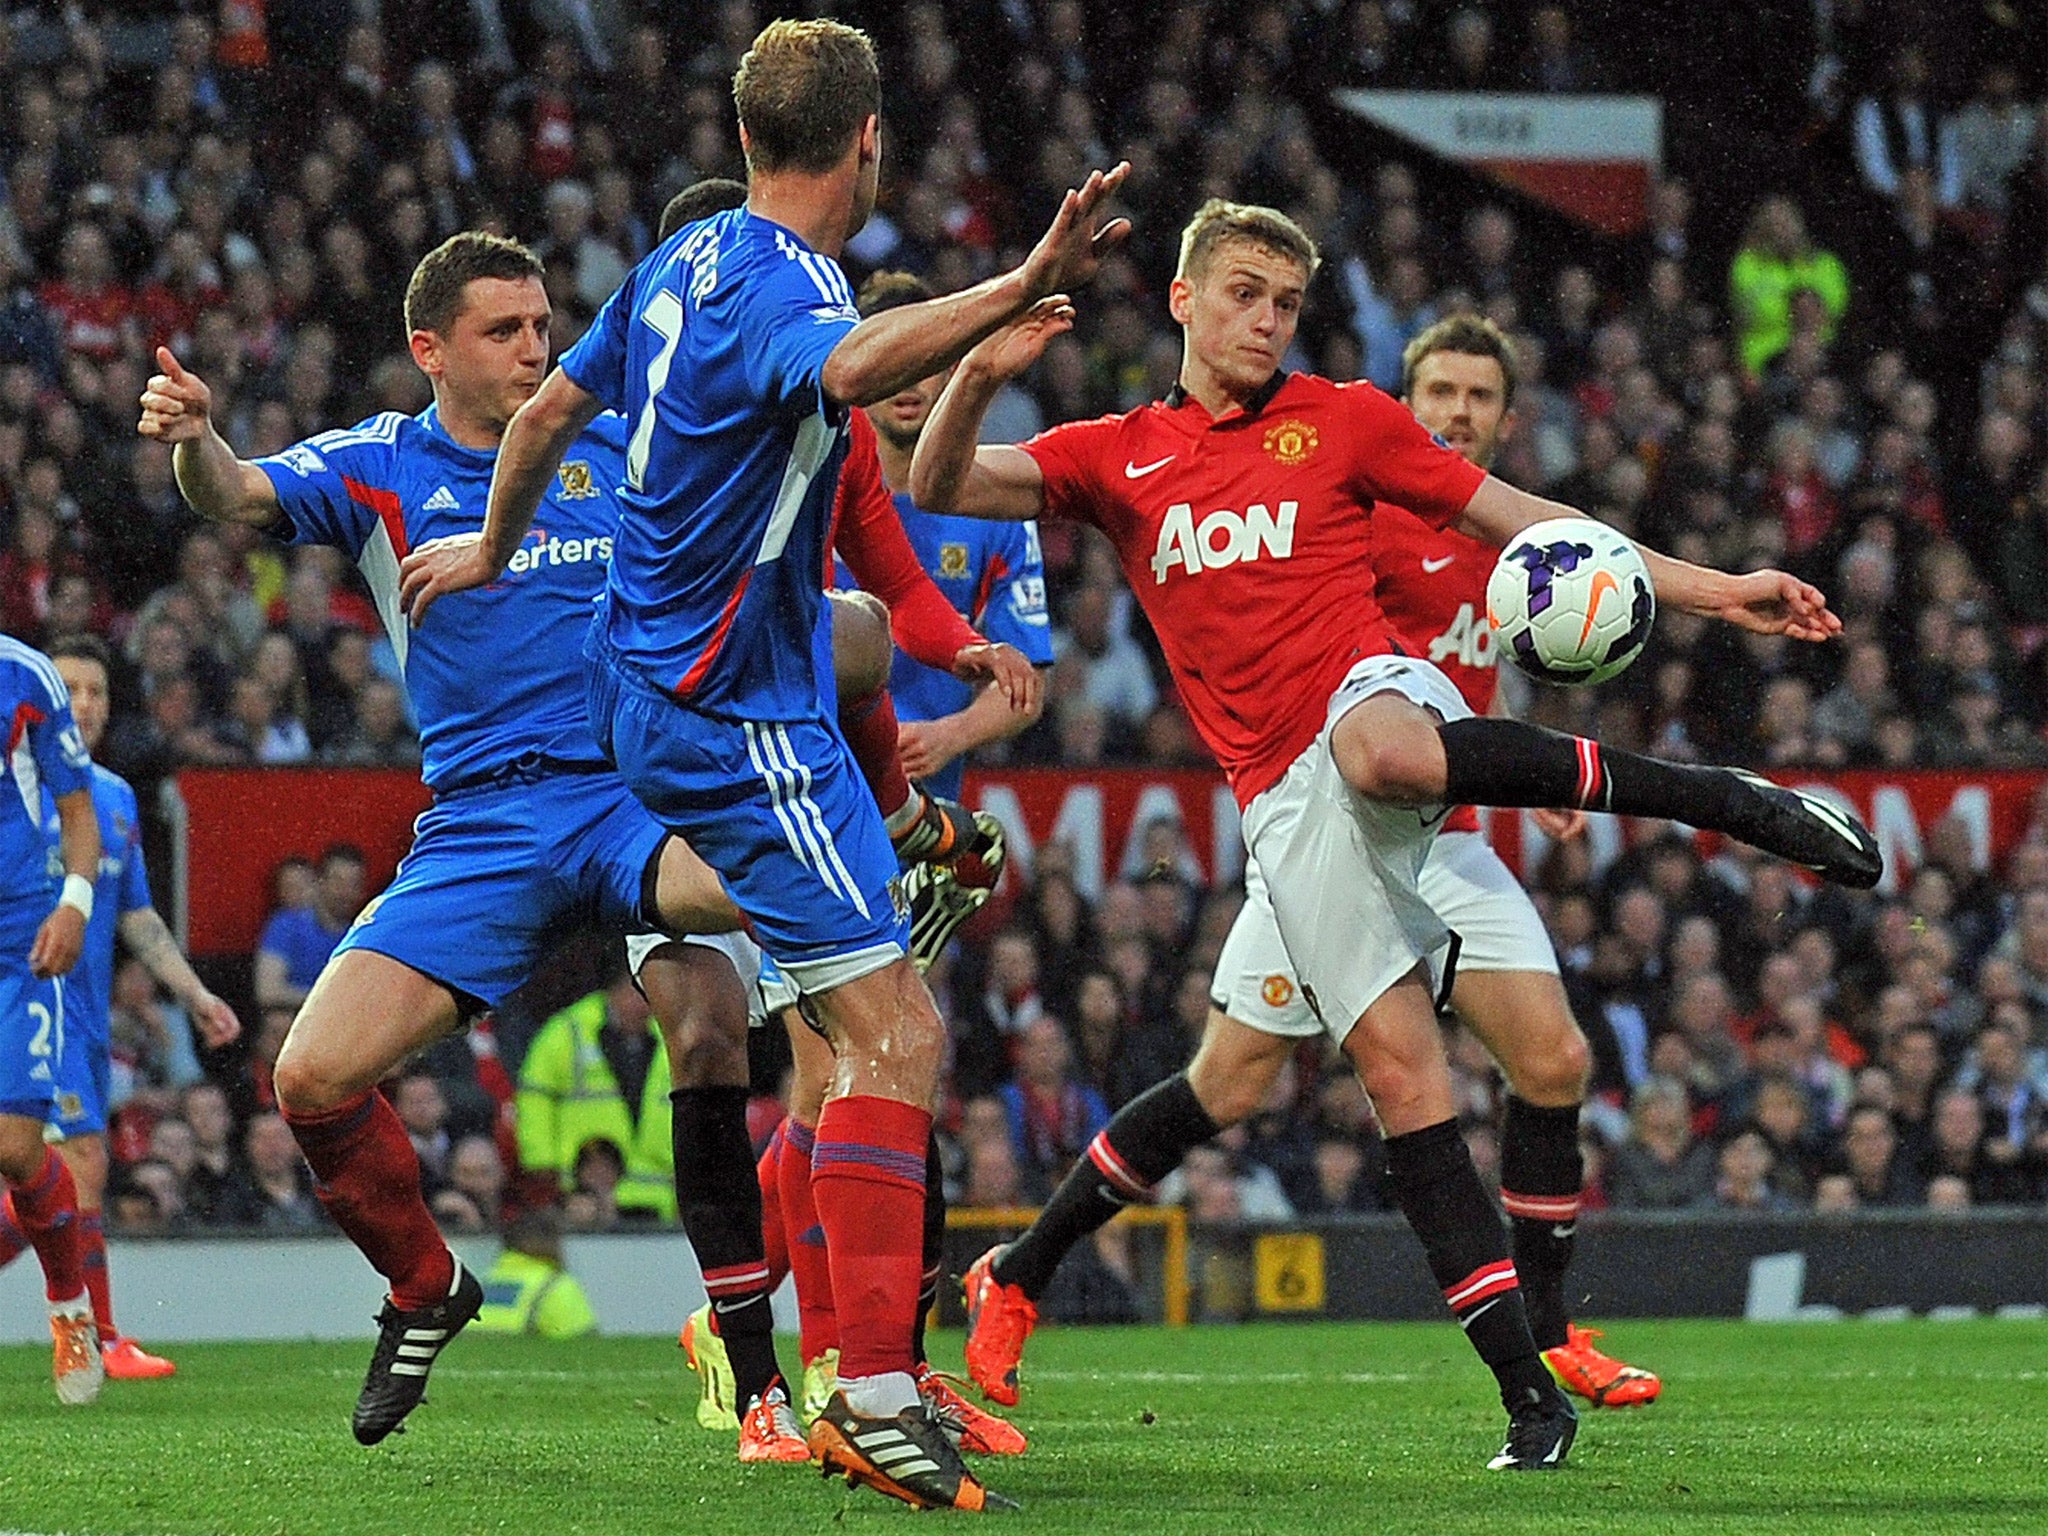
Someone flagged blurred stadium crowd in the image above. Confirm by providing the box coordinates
[1,0,2046,1251]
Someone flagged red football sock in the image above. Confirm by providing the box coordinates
[778,1116,838,1361]
[840,685,915,824]
[757,1125,789,1290]
[810,1094,931,1381]
[79,1210,113,1337]
[0,1190,25,1269]
[284,1090,454,1310]
[9,1148,85,1301]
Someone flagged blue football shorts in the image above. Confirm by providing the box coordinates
[586,640,908,995]
[0,958,62,1122]
[330,768,669,1010]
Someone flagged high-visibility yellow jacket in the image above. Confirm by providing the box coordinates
[473,1248,597,1339]
[515,993,675,1220]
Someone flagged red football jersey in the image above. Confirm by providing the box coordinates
[1370,505,1499,834]
[1023,373,1486,807]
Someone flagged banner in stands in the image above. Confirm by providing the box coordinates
[170,766,2045,954]
[1332,90,1663,235]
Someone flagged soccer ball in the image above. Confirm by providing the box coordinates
[1485,517,1654,686]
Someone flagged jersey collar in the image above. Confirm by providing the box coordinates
[418,404,497,465]
[1162,369,1291,425]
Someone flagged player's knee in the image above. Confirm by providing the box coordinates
[830,590,893,701]
[1505,1022,1592,1106]
[664,1020,747,1089]
[271,1044,348,1118]
[1332,709,1442,804]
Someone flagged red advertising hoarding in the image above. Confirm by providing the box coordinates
[171,766,2045,956]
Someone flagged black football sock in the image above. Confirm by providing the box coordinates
[1384,1117,1555,1412]
[1437,717,1739,822]
[1499,1097,1584,1353]
[671,1086,784,1408]
[913,1132,946,1368]
[994,1072,1221,1300]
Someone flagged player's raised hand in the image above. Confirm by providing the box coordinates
[399,530,500,626]
[137,346,213,443]
[191,991,243,1049]
[1710,568,1842,642]
[951,641,1041,714]
[966,296,1076,383]
[1022,162,1133,298]
[29,905,84,979]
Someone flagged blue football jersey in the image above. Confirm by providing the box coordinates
[560,208,860,719]
[41,764,150,1040]
[255,405,633,792]
[835,497,1053,800]
[0,636,90,951]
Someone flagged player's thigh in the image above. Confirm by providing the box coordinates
[783,1009,834,1125]
[810,957,945,1106]
[1425,833,1587,1104]
[828,589,892,701]
[276,949,463,1115]
[648,834,744,936]
[1339,970,1457,1138]
[631,936,750,1089]
[0,1112,45,1181]
[1186,1009,1302,1127]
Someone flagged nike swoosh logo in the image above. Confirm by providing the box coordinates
[1576,570,1620,648]
[1422,555,1455,573]
[1125,455,1176,478]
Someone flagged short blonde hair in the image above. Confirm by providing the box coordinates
[1175,199,1320,284]
[733,18,879,176]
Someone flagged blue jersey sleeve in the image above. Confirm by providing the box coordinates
[252,414,410,559]
[740,242,859,413]
[560,262,636,414]
[111,777,151,915]
[21,659,90,803]
[980,521,1054,665]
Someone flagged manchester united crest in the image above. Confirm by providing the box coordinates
[1261,974,1295,1008]
[557,461,599,499]
[1263,419,1318,465]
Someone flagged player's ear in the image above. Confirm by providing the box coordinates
[858,114,879,168]
[1168,276,1193,327]
[1497,405,1519,445]
[408,328,441,378]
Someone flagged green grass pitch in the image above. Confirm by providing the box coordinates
[0,1319,2044,1535]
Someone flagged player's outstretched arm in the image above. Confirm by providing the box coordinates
[908,300,1077,520]
[398,369,603,625]
[821,165,1127,406]
[120,906,243,1047]
[898,667,1046,781]
[137,346,283,527]
[30,786,99,979]
[1456,475,1841,643]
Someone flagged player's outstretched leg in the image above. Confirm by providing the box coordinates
[273,953,483,1445]
[1433,717,1880,887]
[0,1129,100,1406]
[904,813,1007,971]
[642,942,807,1463]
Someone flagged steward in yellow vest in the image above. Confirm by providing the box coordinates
[474,1208,597,1339]
[515,972,675,1220]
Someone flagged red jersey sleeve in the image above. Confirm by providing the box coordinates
[833,414,985,672]
[1019,415,1122,526]
[1336,381,1488,529]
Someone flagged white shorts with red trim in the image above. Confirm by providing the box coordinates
[1234,654,1470,1045]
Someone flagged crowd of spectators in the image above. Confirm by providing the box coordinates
[1,2,2045,1246]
